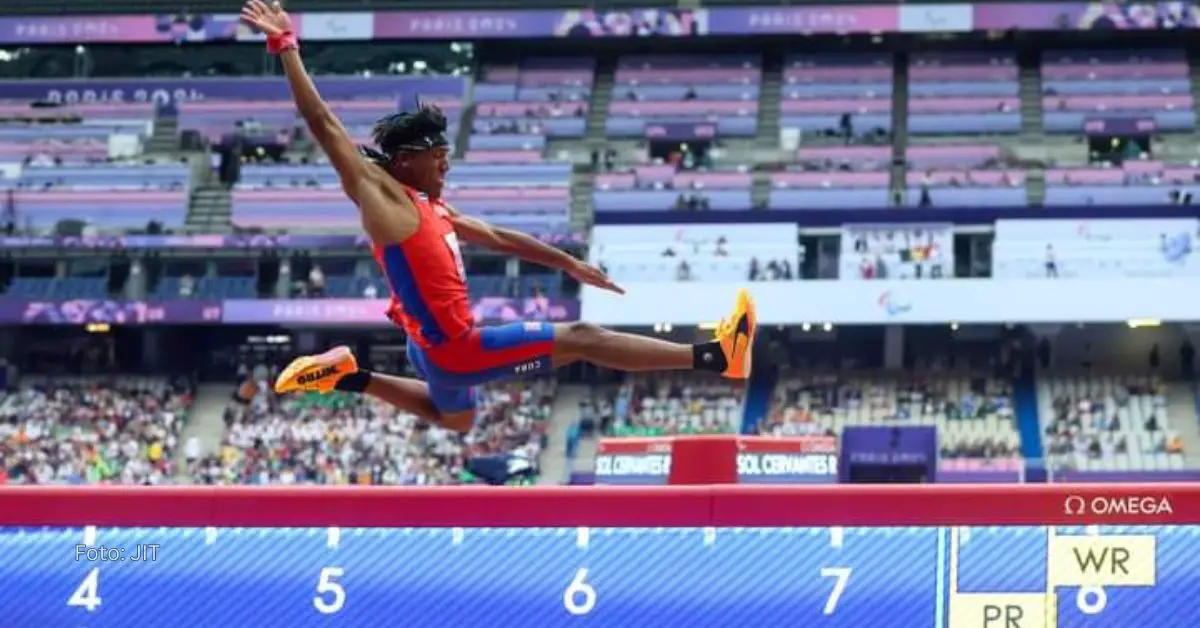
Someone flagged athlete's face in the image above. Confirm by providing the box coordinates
[395,147,451,199]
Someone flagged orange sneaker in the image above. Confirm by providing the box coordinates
[273,345,359,395]
[714,289,757,379]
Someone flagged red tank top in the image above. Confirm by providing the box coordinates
[371,186,472,348]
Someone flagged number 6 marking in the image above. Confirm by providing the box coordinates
[563,567,597,616]
[820,567,852,615]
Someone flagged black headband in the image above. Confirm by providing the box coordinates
[359,133,449,167]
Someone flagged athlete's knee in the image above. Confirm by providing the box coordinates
[437,410,474,434]
[555,321,609,353]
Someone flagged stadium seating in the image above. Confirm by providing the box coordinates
[1040,374,1186,472]
[764,373,1023,472]
[908,52,1021,135]
[839,224,954,280]
[781,53,893,140]
[607,54,760,137]
[0,102,156,160]
[0,101,188,230]
[901,144,1028,207]
[11,189,188,231]
[592,165,754,212]
[1044,161,1200,205]
[0,377,192,485]
[1042,49,1196,133]
[232,162,572,232]
[601,374,747,437]
[472,57,592,155]
[770,145,891,209]
[6,276,109,299]
[992,218,1200,279]
[205,379,554,485]
[590,223,801,283]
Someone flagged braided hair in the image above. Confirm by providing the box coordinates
[361,102,449,167]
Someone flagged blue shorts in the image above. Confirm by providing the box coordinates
[406,321,557,414]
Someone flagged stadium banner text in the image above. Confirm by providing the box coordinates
[0,3,1194,45]
[594,436,838,485]
[581,278,1200,325]
[0,231,583,249]
[0,76,466,106]
[1,298,579,325]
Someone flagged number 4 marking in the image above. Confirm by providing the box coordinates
[820,567,852,615]
[68,568,102,612]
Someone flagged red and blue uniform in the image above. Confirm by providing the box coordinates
[373,185,556,414]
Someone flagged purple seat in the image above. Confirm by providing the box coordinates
[1043,94,1193,112]
[475,102,588,117]
[0,140,108,161]
[795,146,891,170]
[906,145,1001,169]
[607,101,757,116]
[0,102,156,121]
[1045,169,1125,185]
[783,66,892,84]
[594,171,751,190]
[772,172,889,188]
[614,68,760,85]
[908,98,1019,113]
[781,99,890,114]
[1042,62,1188,81]
[905,170,1025,187]
[462,151,545,164]
[909,66,1018,81]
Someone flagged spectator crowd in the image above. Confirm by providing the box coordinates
[0,377,192,485]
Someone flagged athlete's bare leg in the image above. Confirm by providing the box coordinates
[550,289,757,376]
[361,373,474,434]
[551,322,693,370]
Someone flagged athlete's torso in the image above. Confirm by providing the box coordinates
[372,185,472,348]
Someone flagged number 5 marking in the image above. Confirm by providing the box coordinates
[820,567,852,615]
[313,566,346,615]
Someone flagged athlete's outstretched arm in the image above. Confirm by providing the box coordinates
[449,210,624,294]
[243,1,414,243]
[243,1,371,197]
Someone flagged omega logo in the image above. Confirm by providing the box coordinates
[1064,495,1174,516]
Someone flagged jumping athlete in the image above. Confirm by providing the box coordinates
[241,1,758,482]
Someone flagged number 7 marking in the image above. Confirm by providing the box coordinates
[820,567,852,615]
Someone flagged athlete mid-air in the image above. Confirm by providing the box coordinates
[240,0,757,483]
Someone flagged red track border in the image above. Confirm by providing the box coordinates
[0,484,1197,527]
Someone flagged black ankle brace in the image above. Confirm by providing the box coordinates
[334,369,373,393]
[692,342,727,373]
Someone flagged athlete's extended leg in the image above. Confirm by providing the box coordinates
[272,346,472,433]
[274,346,510,484]
[553,288,757,378]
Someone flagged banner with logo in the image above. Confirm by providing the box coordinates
[0,76,464,106]
[582,278,1200,325]
[594,436,838,485]
[3,300,222,325]
[0,230,583,249]
[2,3,1197,45]
[0,297,579,325]
[973,1,1200,31]
[221,297,578,325]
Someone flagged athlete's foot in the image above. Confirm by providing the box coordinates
[714,288,757,380]
[274,345,359,395]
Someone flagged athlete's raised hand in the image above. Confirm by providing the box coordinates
[569,259,625,295]
[240,0,293,36]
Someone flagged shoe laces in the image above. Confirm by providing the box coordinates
[715,316,735,341]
